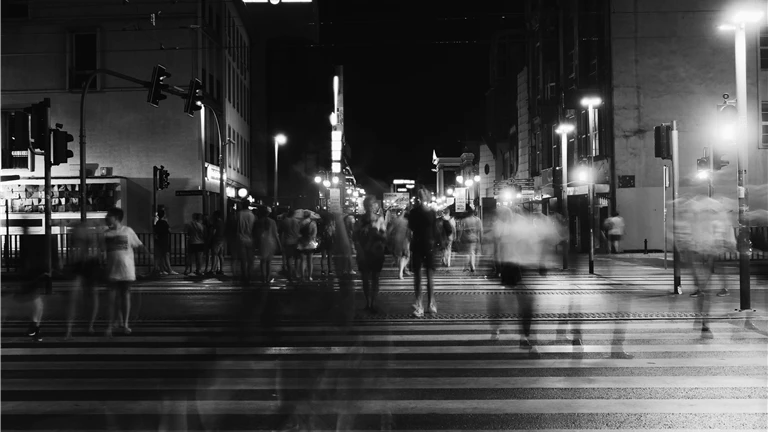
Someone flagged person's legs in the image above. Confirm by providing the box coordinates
[106,286,117,337]
[120,282,132,333]
[412,253,424,316]
[370,271,381,312]
[307,251,314,281]
[362,270,372,308]
[398,254,406,279]
[469,242,477,272]
[426,255,436,313]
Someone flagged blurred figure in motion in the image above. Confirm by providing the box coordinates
[280,209,301,281]
[207,210,226,276]
[461,208,483,273]
[408,187,439,317]
[677,196,737,337]
[388,208,411,279]
[493,206,540,352]
[297,210,319,282]
[233,201,257,285]
[65,220,102,339]
[256,206,280,284]
[317,208,336,277]
[186,212,206,276]
[103,207,147,337]
[439,209,455,267]
[603,211,625,254]
[354,195,387,313]
[343,212,357,275]
[153,209,176,275]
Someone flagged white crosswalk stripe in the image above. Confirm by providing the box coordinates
[1,318,766,431]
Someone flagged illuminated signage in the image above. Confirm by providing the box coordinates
[392,179,415,185]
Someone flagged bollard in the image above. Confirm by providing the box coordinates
[644,239,648,255]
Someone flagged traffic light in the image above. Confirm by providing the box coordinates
[25,98,50,151]
[712,146,729,171]
[157,165,170,190]
[717,103,737,142]
[51,128,74,165]
[697,157,710,172]
[654,124,671,160]
[184,78,204,117]
[147,64,171,107]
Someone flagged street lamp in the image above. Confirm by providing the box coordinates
[314,175,322,184]
[581,96,602,274]
[556,123,575,270]
[456,175,464,185]
[274,133,287,206]
[237,187,248,199]
[719,8,763,310]
[446,188,454,196]
[465,179,474,188]
[323,179,331,188]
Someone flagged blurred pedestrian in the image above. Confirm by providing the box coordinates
[153,209,175,275]
[256,206,280,284]
[234,201,257,285]
[186,213,206,276]
[439,210,455,267]
[66,220,102,339]
[603,212,625,254]
[280,209,301,281]
[461,208,483,273]
[103,207,148,337]
[317,208,336,277]
[408,187,439,317]
[208,211,226,275]
[388,209,411,279]
[297,210,319,281]
[354,196,387,312]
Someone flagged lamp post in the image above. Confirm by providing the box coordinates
[581,96,602,274]
[273,133,287,206]
[556,123,575,270]
[719,10,763,310]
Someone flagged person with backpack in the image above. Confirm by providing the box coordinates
[297,210,319,281]
[354,196,387,313]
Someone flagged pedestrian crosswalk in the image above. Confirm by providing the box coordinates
[2,318,766,431]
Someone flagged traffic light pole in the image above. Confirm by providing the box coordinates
[734,22,751,311]
[44,112,53,294]
[78,69,187,222]
[671,121,682,294]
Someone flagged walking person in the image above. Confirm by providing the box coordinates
[408,187,440,317]
[65,220,101,339]
[388,209,411,279]
[256,206,281,284]
[280,209,301,281]
[440,210,455,267]
[461,208,483,273]
[354,196,387,312]
[208,211,226,276]
[317,208,336,277]
[186,213,206,276]
[103,207,148,337]
[234,201,257,285]
[154,209,176,275]
[603,212,625,254]
[297,210,319,282]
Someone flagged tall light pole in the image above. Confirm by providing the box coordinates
[719,10,763,310]
[556,123,575,270]
[273,133,287,206]
[581,96,601,275]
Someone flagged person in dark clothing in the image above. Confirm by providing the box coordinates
[354,196,387,313]
[407,187,440,317]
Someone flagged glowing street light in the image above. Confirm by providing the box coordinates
[237,187,248,199]
[456,175,464,185]
[332,175,339,185]
[274,134,287,205]
[465,179,474,187]
[473,174,481,183]
[314,175,322,184]
[446,188,454,196]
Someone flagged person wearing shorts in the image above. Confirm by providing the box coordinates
[103,207,148,337]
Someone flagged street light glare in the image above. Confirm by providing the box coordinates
[332,176,339,184]
[323,179,331,188]
[456,175,464,184]
[446,188,454,196]
[732,10,763,23]
[275,134,287,145]
[237,187,248,198]
[697,171,710,180]
[465,179,474,187]
[556,124,575,134]
[580,96,602,107]
[314,175,322,183]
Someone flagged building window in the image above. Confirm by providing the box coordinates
[530,130,541,176]
[1,111,32,170]
[69,32,99,90]
[761,26,768,70]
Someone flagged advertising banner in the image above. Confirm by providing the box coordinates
[383,192,409,209]
[454,187,467,212]
[329,188,341,213]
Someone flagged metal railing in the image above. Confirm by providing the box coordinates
[1,232,190,273]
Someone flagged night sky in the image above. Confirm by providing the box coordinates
[264,0,525,197]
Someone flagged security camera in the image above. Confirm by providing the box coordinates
[722,93,730,100]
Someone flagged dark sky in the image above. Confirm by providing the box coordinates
[264,0,524,197]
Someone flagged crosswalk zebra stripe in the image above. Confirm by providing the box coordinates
[3,376,764,390]
[3,398,766,414]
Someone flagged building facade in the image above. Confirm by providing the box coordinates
[1,0,256,232]
[511,0,768,252]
